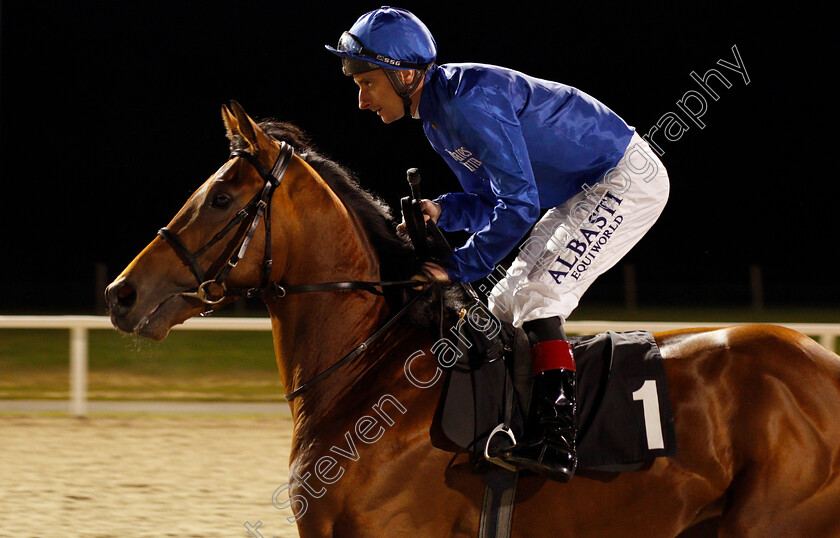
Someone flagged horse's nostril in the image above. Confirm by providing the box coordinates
[116,282,137,309]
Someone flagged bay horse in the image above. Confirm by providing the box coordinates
[106,102,840,537]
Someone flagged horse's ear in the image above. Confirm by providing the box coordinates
[229,100,263,150]
[221,104,238,142]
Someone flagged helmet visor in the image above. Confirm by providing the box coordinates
[335,31,427,70]
[336,31,366,56]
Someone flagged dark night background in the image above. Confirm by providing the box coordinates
[0,2,835,315]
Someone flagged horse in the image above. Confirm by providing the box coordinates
[106,102,840,537]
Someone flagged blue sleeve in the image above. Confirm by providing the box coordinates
[439,87,541,282]
[434,192,494,232]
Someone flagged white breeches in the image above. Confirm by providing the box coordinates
[489,133,670,327]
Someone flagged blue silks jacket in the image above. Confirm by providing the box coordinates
[418,63,634,282]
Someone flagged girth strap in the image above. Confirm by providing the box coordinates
[479,469,518,538]
[480,326,535,538]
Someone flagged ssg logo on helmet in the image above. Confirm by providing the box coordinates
[376,55,402,67]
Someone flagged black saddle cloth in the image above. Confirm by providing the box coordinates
[437,326,677,473]
[573,330,677,471]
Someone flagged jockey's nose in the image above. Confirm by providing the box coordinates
[358,88,371,110]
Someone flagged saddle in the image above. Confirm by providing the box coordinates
[435,326,678,473]
[430,325,680,538]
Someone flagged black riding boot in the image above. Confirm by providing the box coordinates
[495,317,578,482]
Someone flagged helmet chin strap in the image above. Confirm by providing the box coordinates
[384,68,426,120]
[401,95,413,118]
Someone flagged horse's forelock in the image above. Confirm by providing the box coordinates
[229,134,249,153]
[258,121,314,154]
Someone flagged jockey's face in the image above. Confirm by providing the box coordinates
[353,69,411,124]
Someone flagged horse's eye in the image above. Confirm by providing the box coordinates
[210,193,231,208]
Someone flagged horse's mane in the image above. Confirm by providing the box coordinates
[241,121,452,312]
[243,121,415,282]
[246,120,469,321]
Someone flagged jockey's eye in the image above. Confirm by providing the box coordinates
[210,192,232,209]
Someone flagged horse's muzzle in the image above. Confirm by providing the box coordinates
[105,278,144,334]
[105,279,137,315]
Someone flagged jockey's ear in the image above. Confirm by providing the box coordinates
[398,69,416,86]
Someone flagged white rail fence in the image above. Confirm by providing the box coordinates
[1,316,839,417]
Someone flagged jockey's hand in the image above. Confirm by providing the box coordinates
[419,199,442,224]
[410,261,450,289]
[397,199,442,234]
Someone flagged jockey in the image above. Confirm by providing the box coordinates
[325,7,669,482]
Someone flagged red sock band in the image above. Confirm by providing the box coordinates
[531,340,576,375]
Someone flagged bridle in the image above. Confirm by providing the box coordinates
[158,142,294,307]
[156,141,429,400]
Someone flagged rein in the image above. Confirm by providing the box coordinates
[284,286,430,401]
[157,141,431,399]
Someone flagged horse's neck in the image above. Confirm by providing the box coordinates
[265,160,390,424]
[267,292,389,411]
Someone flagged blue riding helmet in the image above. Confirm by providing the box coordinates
[325,6,437,76]
[325,7,436,117]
